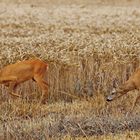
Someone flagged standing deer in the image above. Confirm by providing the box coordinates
[106,68,140,110]
[0,58,48,103]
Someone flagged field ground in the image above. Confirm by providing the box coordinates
[0,0,140,139]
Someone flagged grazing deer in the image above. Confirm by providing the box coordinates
[106,68,140,110]
[0,58,48,103]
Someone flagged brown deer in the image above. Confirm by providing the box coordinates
[0,58,48,102]
[106,68,140,110]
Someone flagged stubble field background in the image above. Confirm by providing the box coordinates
[0,0,140,139]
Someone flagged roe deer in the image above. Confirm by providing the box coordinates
[0,58,48,102]
[106,68,140,110]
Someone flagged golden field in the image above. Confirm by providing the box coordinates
[0,0,140,139]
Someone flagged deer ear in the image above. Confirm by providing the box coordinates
[113,78,119,88]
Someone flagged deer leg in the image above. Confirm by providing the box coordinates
[42,80,49,86]
[2,76,19,98]
[34,75,48,103]
[8,82,20,98]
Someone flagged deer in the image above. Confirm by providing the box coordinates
[106,68,140,111]
[0,58,48,103]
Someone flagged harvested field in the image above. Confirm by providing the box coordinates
[0,0,140,139]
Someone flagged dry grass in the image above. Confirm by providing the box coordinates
[0,0,140,139]
[63,131,140,140]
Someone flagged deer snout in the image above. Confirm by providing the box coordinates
[106,95,114,102]
[106,97,113,102]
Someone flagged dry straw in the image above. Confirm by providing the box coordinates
[0,1,140,139]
